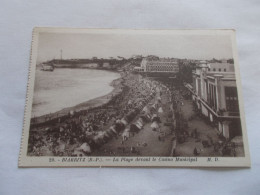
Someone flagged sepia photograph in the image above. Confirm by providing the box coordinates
[19,28,250,167]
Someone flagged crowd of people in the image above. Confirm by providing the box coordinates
[28,66,233,157]
[27,72,165,156]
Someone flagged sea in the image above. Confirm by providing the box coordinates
[31,68,120,117]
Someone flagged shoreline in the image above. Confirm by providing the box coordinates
[31,72,123,125]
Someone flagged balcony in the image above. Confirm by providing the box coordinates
[219,110,240,117]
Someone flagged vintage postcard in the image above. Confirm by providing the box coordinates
[19,28,250,167]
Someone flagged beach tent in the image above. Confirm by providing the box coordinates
[125,113,132,122]
[142,106,149,114]
[139,115,149,123]
[103,131,112,139]
[151,121,159,129]
[94,131,108,142]
[158,107,164,113]
[146,113,152,120]
[136,119,144,127]
[135,118,144,129]
[130,124,140,132]
[57,143,66,151]
[72,149,85,156]
[231,136,243,146]
[115,123,125,133]
[106,129,116,136]
[134,108,140,113]
[121,118,128,126]
[126,111,136,122]
[152,114,160,123]
[122,130,130,139]
[79,142,91,154]
[135,122,143,130]
[152,114,158,119]
[137,117,144,124]
[150,105,157,113]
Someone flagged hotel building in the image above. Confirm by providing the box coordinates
[134,57,179,73]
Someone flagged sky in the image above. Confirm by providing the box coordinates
[37,31,233,63]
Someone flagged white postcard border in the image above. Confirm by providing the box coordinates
[19,28,251,168]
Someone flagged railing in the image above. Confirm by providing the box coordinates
[184,84,240,119]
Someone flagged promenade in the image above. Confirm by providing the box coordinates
[28,68,235,157]
[175,98,221,156]
[92,84,175,156]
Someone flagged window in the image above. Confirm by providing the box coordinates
[225,87,239,112]
[224,68,226,72]
[219,68,221,72]
[213,68,216,71]
[208,84,217,110]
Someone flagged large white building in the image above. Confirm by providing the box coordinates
[135,57,179,73]
[186,60,242,140]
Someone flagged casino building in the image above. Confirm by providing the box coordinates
[186,60,242,140]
